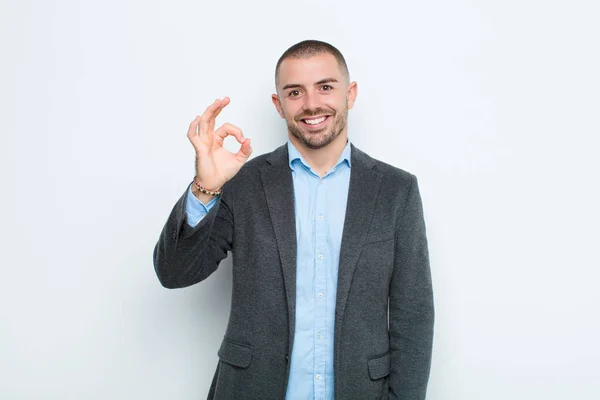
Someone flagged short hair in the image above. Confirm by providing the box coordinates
[275,40,350,85]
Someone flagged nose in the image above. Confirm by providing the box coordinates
[301,89,320,112]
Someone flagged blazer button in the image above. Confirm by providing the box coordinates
[285,354,289,363]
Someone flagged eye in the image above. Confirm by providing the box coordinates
[321,84,333,91]
[288,90,301,97]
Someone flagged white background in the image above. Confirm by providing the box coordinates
[1,0,599,399]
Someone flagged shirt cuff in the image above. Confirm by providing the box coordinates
[185,183,219,227]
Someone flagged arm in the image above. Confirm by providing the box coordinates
[389,174,435,400]
[153,181,234,289]
[154,96,251,289]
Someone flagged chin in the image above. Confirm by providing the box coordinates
[300,132,339,149]
[288,117,346,150]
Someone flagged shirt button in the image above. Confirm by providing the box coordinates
[317,215,324,221]
[317,292,324,299]
[317,332,323,339]
[317,254,323,260]
[316,374,321,380]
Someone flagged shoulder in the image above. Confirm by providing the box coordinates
[352,144,416,189]
[352,144,426,229]
[234,148,275,177]
[222,144,283,191]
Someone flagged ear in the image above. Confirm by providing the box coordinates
[271,93,285,118]
[346,81,358,110]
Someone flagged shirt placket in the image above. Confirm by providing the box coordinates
[313,176,328,399]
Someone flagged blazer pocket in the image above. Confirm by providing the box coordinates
[363,233,394,246]
[367,351,391,380]
[217,337,253,368]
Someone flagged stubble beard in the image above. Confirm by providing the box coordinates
[286,106,348,150]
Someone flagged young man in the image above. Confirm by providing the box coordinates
[153,40,434,400]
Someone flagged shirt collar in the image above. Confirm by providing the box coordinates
[287,138,352,172]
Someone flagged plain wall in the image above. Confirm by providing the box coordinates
[1,0,599,399]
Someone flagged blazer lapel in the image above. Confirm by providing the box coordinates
[260,144,297,354]
[334,144,383,353]
[259,142,383,362]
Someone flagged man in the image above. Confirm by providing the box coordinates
[153,40,434,400]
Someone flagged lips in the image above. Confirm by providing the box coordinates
[299,115,331,129]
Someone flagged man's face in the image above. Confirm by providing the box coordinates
[272,53,357,150]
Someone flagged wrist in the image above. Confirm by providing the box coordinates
[192,176,222,196]
[191,185,216,205]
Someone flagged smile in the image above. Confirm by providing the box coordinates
[300,115,331,128]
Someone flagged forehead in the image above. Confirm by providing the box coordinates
[277,53,344,87]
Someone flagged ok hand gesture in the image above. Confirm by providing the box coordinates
[187,97,253,191]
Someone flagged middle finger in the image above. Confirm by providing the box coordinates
[200,97,230,135]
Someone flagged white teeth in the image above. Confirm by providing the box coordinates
[303,116,327,125]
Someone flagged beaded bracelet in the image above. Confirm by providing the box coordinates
[192,176,222,197]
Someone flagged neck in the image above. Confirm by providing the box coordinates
[289,130,349,177]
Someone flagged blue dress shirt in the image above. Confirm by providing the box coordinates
[185,139,352,400]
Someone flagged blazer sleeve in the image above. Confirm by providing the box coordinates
[388,174,435,400]
[153,180,234,289]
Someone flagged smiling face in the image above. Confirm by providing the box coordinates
[272,53,357,150]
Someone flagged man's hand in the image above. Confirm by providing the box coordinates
[187,97,253,194]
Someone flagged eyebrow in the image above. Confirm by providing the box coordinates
[282,78,339,91]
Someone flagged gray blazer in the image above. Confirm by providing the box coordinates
[153,142,434,400]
